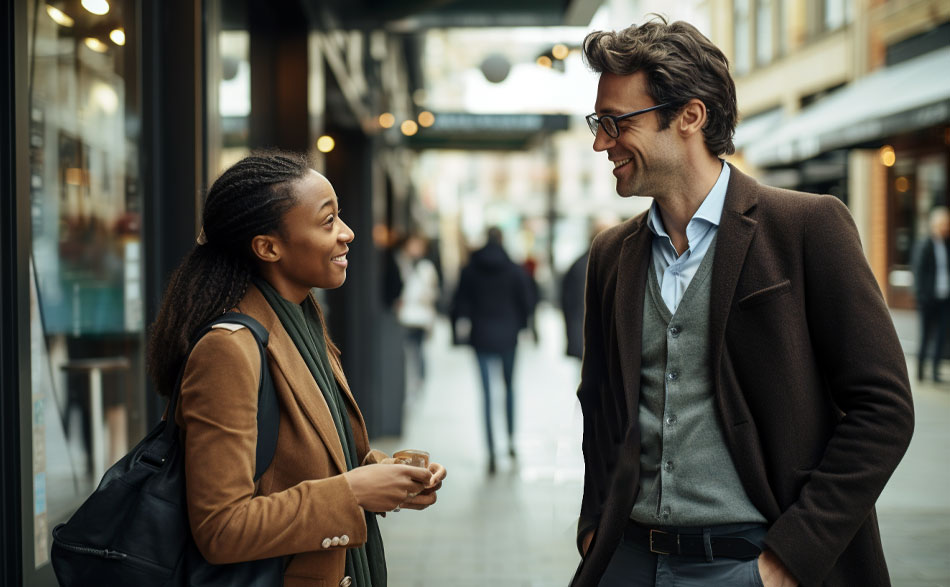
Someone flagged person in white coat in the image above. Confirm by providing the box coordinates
[396,234,440,392]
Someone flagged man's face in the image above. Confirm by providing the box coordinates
[933,212,950,239]
[591,71,679,199]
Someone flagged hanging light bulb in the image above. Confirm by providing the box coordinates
[84,38,109,53]
[110,28,126,46]
[316,135,335,153]
[81,0,110,15]
[46,5,75,27]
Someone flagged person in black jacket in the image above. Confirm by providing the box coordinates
[452,226,533,474]
[912,206,950,382]
[561,218,617,360]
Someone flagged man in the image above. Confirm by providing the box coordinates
[452,227,533,474]
[571,17,914,587]
[911,206,950,382]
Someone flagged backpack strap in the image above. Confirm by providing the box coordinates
[207,313,279,481]
[155,313,278,482]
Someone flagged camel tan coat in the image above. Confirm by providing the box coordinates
[175,284,385,586]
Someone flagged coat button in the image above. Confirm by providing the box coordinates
[339,577,353,587]
[322,538,332,549]
[331,536,341,546]
[340,534,350,546]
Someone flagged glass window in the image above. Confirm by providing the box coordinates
[207,0,251,178]
[27,0,144,567]
[756,0,773,66]
[824,0,846,32]
[777,0,788,57]
[734,0,752,75]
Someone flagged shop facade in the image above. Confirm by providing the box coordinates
[0,0,420,582]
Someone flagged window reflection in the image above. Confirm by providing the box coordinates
[27,0,143,567]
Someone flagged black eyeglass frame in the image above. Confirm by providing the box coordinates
[586,102,673,138]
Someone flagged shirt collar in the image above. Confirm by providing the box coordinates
[648,161,730,239]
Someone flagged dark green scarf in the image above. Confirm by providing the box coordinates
[254,279,386,587]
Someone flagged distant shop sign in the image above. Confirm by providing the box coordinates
[429,113,569,133]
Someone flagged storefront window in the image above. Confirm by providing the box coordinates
[26,0,144,567]
[755,0,773,67]
[734,0,751,75]
[207,0,251,178]
[888,143,949,308]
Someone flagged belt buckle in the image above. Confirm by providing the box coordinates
[648,529,679,555]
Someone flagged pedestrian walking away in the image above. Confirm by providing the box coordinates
[147,151,447,586]
[452,226,533,475]
[911,206,950,383]
[570,17,914,587]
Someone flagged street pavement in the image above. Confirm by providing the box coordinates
[375,305,950,586]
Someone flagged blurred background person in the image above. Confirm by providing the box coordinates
[452,226,533,474]
[396,233,440,394]
[561,216,617,360]
[912,206,950,383]
[522,254,541,343]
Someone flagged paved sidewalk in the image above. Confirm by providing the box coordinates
[374,305,950,586]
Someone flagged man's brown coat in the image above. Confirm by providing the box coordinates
[571,165,914,586]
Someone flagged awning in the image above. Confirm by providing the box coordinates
[744,46,950,167]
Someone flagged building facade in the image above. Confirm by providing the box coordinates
[715,0,950,308]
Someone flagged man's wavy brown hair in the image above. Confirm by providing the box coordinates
[583,15,737,156]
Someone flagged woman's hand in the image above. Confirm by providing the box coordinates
[399,462,447,511]
[343,464,432,513]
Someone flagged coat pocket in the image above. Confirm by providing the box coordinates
[737,280,792,309]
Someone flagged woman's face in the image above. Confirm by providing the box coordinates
[271,170,354,295]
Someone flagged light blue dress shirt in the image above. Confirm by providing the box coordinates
[647,162,730,313]
[934,238,950,300]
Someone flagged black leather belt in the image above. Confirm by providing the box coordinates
[626,522,762,560]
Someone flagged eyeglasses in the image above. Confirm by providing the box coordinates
[585,103,673,138]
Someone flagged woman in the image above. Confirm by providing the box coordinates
[148,151,446,586]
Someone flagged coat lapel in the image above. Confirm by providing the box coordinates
[709,164,759,367]
[615,216,653,423]
[240,286,348,474]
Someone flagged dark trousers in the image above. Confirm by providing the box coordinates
[475,348,516,458]
[918,298,950,380]
[599,523,766,587]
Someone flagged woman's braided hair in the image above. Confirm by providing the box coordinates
[147,150,310,395]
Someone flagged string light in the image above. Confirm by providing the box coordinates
[400,120,418,136]
[417,111,435,128]
[316,135,335,153]
[879,145,895,167]
[378,112,395,129]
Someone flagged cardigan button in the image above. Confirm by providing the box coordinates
[322,538,332,549]
[340,577,353,587]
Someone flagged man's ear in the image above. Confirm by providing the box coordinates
[250,234,281,264]
[677,99,707,138]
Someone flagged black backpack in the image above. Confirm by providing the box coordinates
[50,312,284,586]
